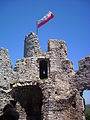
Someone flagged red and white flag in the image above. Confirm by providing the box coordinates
[37,11,54,28]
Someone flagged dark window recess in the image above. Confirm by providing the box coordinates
[39,60,48,79]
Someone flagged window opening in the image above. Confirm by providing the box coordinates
[39,60,48,79]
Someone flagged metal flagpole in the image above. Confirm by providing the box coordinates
[36,21,38,36]
[36,21,39,50]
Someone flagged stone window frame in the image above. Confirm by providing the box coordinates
[37,58,50,79]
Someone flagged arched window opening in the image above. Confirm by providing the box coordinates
[83,90,90,120]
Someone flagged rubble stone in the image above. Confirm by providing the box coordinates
[0,48,12,114]
[0,32,90,120]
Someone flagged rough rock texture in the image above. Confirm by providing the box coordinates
[0,32,90,120]
[0,48,12,114]
[24,32,40,58]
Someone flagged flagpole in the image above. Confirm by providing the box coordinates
[36,21,38,36]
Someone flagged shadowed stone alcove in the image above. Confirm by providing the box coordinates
[39,60,48,79]
[12,85,43,120]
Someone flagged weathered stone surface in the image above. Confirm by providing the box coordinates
[0,32,90,120]
[0,48,12,114]
[24,32,40,58]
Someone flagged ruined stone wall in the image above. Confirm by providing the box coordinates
[0,32,90,120]
[11,33,78,120]
[77,56,90,90]
[0,48,12,114]
[48,40,67,72]
[12,57,39,84]
[48,40,67,59]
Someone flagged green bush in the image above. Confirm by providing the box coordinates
[85,106,90,120]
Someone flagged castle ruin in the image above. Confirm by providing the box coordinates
[0,32,90,120]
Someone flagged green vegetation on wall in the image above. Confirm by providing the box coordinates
[85,105,90,120]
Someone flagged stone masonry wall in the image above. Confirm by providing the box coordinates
[11,33,90,120]
[78,56,90,90]
[70,56,90,120]
[0,32,90,120]
[0,48,12,114]
[48,40,67,74]
[24,32,40,58]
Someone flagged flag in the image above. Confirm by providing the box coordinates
[37,11,54,28]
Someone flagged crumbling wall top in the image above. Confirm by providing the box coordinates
[73,56,90,91]
[48,40,66,50]
[48,40,67,59]
[78,56,90,71]
[0,48,10,60]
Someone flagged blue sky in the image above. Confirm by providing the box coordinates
[0,0,90,104]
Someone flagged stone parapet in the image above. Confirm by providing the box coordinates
[48,40,67,59]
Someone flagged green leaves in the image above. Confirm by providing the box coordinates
[85,106,90,120]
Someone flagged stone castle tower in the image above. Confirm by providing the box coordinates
[0,32,90,120]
